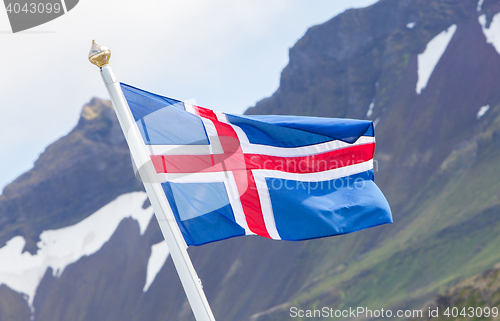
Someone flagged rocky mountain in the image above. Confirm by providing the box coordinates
[246,0,500,317]
[1,0,500,320]
[0,99,143,254]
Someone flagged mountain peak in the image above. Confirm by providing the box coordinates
[80,98,112,121]
[73,98,124,146]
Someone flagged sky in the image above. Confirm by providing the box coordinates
[0,0,378,191]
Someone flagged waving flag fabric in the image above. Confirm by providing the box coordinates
[121,83,392,246]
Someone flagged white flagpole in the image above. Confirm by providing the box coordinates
[88,40,216,321]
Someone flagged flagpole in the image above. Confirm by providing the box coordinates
[88,40,216,321]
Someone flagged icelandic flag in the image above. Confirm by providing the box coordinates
[121,83,392,246]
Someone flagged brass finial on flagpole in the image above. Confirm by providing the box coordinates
[88,40,111,67]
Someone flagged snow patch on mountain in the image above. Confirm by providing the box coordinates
[366,100,375,117]
[416,24,457,94]
[477,0,484,12]
[477,105,490,119]
[0,192,154,306]
[406,22,416,29]
[143,240,169,292]
[479,13,500,55]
